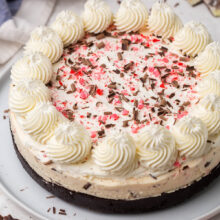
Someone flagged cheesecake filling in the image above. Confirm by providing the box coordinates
[8,0,220,200]
[49,30,200,143]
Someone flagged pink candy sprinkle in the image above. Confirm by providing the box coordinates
[96,89,103,96]
[122,109,129,116]
[91,131,97,138]
[131,127,139,134]
[110,114,119,121]
[162,58,169,63]
[174,161,181,168]
[80,91,89,99]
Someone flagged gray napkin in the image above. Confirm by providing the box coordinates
[0,0,56,64]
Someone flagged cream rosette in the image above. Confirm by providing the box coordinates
[11,52,53,84]
[192,94,220,136]
[46,121,92,164]
[93,132,137,176]
[195,42,220,77]
[196,70,220,97]
[114,0,148,33]
[82,0,112,33]
[172,21,211,57]
[51,10,84,46]
[9,79,50,116]
[22,102,59,144]
[25,26,63,63]
[148,2,182,39]
[136,125,177,175]
[172,116,208,158]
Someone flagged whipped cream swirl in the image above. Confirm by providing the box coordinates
[195,42,220,77]
[115,0,148,33]
[9,80,50,116]
[82,0,112,34]
[137,125,177,175]
[192,94,220,136]
[25,26,63,63]
[148,2,182,39]
[172,21,211,57]
[51,10,84,46]
[196,70,220,97]
[93,132,137,176]
[11,52,53,84]
[22,102,59,144]
[46,121,91,164]
[172,116,208,158]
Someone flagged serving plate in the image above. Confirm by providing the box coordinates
[0,0,220,219]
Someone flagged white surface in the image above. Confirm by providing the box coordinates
[0,0,220,219]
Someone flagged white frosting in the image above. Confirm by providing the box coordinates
[172,116,209,158]
[172,21,211,57]
[196,70,220,97]
[114,0,148,33]
[93,132,137,176]
[137,125,177,176]
[9,80,50,116]
[195,42,220,77]
[11,52,53,84]
[25,26,63,63]
[22,102,59,144]
[46,121,92,164]
[148,2,183,39]
[51,10,84,46]
[192,94,220,136]
[82,0,112,33]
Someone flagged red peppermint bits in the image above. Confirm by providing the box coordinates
[80,91,89,99]
[96,88,103,96]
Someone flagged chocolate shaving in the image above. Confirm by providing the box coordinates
[108,91,116,98]
[117,52,123,60]
[96,42,105,49]
[123,120,129,127]
[186,65,195,71]
[169,93,175,99]
[133,108,139,121]
[89,85,97,96]
[100,64,106,68]
[96,33,105,40]
[204,161,211,168]
[121,39,131,50]
[140,74,148,84]
[70,83,76,92]
[124,61,134,71]
[143,66,148,72]
[83,182,92,190]
[87,112,92,118]
[182,165,189,170]
[108,82,117,89]
[115,107,124,112]
[104,111,112,115]
[121,94,129,102]
[73,103,78,110]
[98,129,105,138]
[133,90,139,96]
[183,101,190,106]
[113,69,120,74]
[105,124,115,128]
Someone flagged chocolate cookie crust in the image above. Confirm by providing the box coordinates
[11,129,220,214]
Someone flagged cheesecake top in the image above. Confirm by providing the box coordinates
[9,0,220,179]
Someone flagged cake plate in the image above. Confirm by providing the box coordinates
[0,0,220,219]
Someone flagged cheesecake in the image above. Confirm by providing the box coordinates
[9,0,220,213]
